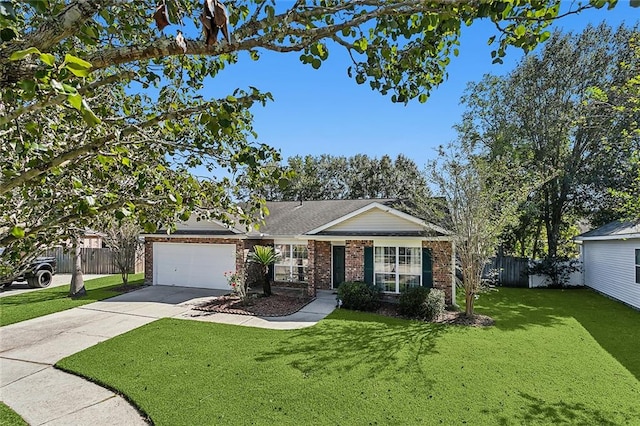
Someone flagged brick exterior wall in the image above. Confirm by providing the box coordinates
[345,240,373,282]
[306,240,317,297]
[144,236,454,305]
[312,241,332,290]
[144,237,244,284]
[423,240,454,305]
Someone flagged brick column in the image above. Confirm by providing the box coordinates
[144,240,153,284]
[345,240,373,282]
[314,241,332,289]
[422,240,453,305]
[307,240,316,297]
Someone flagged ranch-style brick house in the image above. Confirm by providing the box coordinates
[144,199,456,304]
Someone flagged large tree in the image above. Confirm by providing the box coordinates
[428,143,527,316]
[0,0,623,279]
[265,153,430,202]
[458,23,640,259]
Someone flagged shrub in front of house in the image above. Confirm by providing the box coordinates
[398,286,430,318]
[423,288,445,321]
[399,287,446,321]
[337,282,381,312]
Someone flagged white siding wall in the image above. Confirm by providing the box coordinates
[327,209,423,232]
[175,216,230,232]
[583,239,640,309]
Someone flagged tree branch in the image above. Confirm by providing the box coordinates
[0,71,136,126]
[0,93,260,196]
[0,0,116,63]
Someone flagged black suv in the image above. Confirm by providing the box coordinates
[1,252,57,289]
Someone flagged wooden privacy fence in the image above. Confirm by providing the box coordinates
[45,247,144,274]
[484,256,530,288]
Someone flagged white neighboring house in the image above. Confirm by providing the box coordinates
[575,220,640,310]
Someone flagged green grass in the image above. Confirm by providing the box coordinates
[0,402,27,426]
[57,288,640,425]
[0,274,144,326]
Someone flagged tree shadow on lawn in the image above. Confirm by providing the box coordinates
[486,392,638,425]
[0,279,145,307]
[476,288,640,381]
[474,289,569,332]
[255,309,456,383]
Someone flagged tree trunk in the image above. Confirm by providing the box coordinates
[262,270,272,297]
[532,218,543,259]
[546,202,563,261]
[69,241,86,297]
[465,292,475,317]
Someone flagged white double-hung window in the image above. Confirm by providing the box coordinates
[374,246,421,292]
[274,243,308,282]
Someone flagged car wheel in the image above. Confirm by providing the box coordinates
[27,270,53,288]
[1,282,12,289]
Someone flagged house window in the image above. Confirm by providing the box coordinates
[274,244,308,282]
[636,249,640,285]
[374,246,421,292]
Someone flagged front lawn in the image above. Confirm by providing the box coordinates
[0,274,144,326]
[0,402,27,426]
[57,288,640,425]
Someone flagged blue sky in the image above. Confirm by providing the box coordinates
[201,2,639,168]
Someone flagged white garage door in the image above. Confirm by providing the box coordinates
[153,242,235,289]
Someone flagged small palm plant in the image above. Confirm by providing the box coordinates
[248,245,280,296]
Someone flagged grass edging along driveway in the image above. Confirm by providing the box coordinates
[0,274,144,327]
[0,402,27,426]
[57,288,640,426]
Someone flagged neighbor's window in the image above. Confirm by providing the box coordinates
[274,244,308,282]
[374,246,421,292]
[636,249,640,285]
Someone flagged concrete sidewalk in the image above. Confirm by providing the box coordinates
[0,286,336,425]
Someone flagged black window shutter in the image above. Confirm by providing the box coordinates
[422,248,433,288]
[364,246,374,284]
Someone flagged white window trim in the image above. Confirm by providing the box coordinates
[374,245,422,293]
[635,249,640,285]
[274,242,308,283]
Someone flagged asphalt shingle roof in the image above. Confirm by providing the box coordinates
[576,220,640,239]
[253,199,396,236]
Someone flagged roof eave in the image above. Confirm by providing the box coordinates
[574,232,640,241]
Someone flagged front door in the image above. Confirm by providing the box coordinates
[332,246,345,289]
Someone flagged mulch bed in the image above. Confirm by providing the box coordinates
[195,292,314,317]
[374,302,494,327]
[433,311,495,327]
[194,290,494,327]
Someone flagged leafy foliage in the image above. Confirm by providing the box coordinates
[398,286,430,318]
[423,288,446,321]
[336,281,381,312]
[459,24,640,259]
[588,39,640,221]
[528,257,581,288]
[0,1,626,278]
[428,142,529,316]
[101,218,144,286]
[248,245,280,296]
[263,154,431,202]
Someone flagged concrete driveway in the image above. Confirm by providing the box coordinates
[0,274,110,298]
[0,285,335,425]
